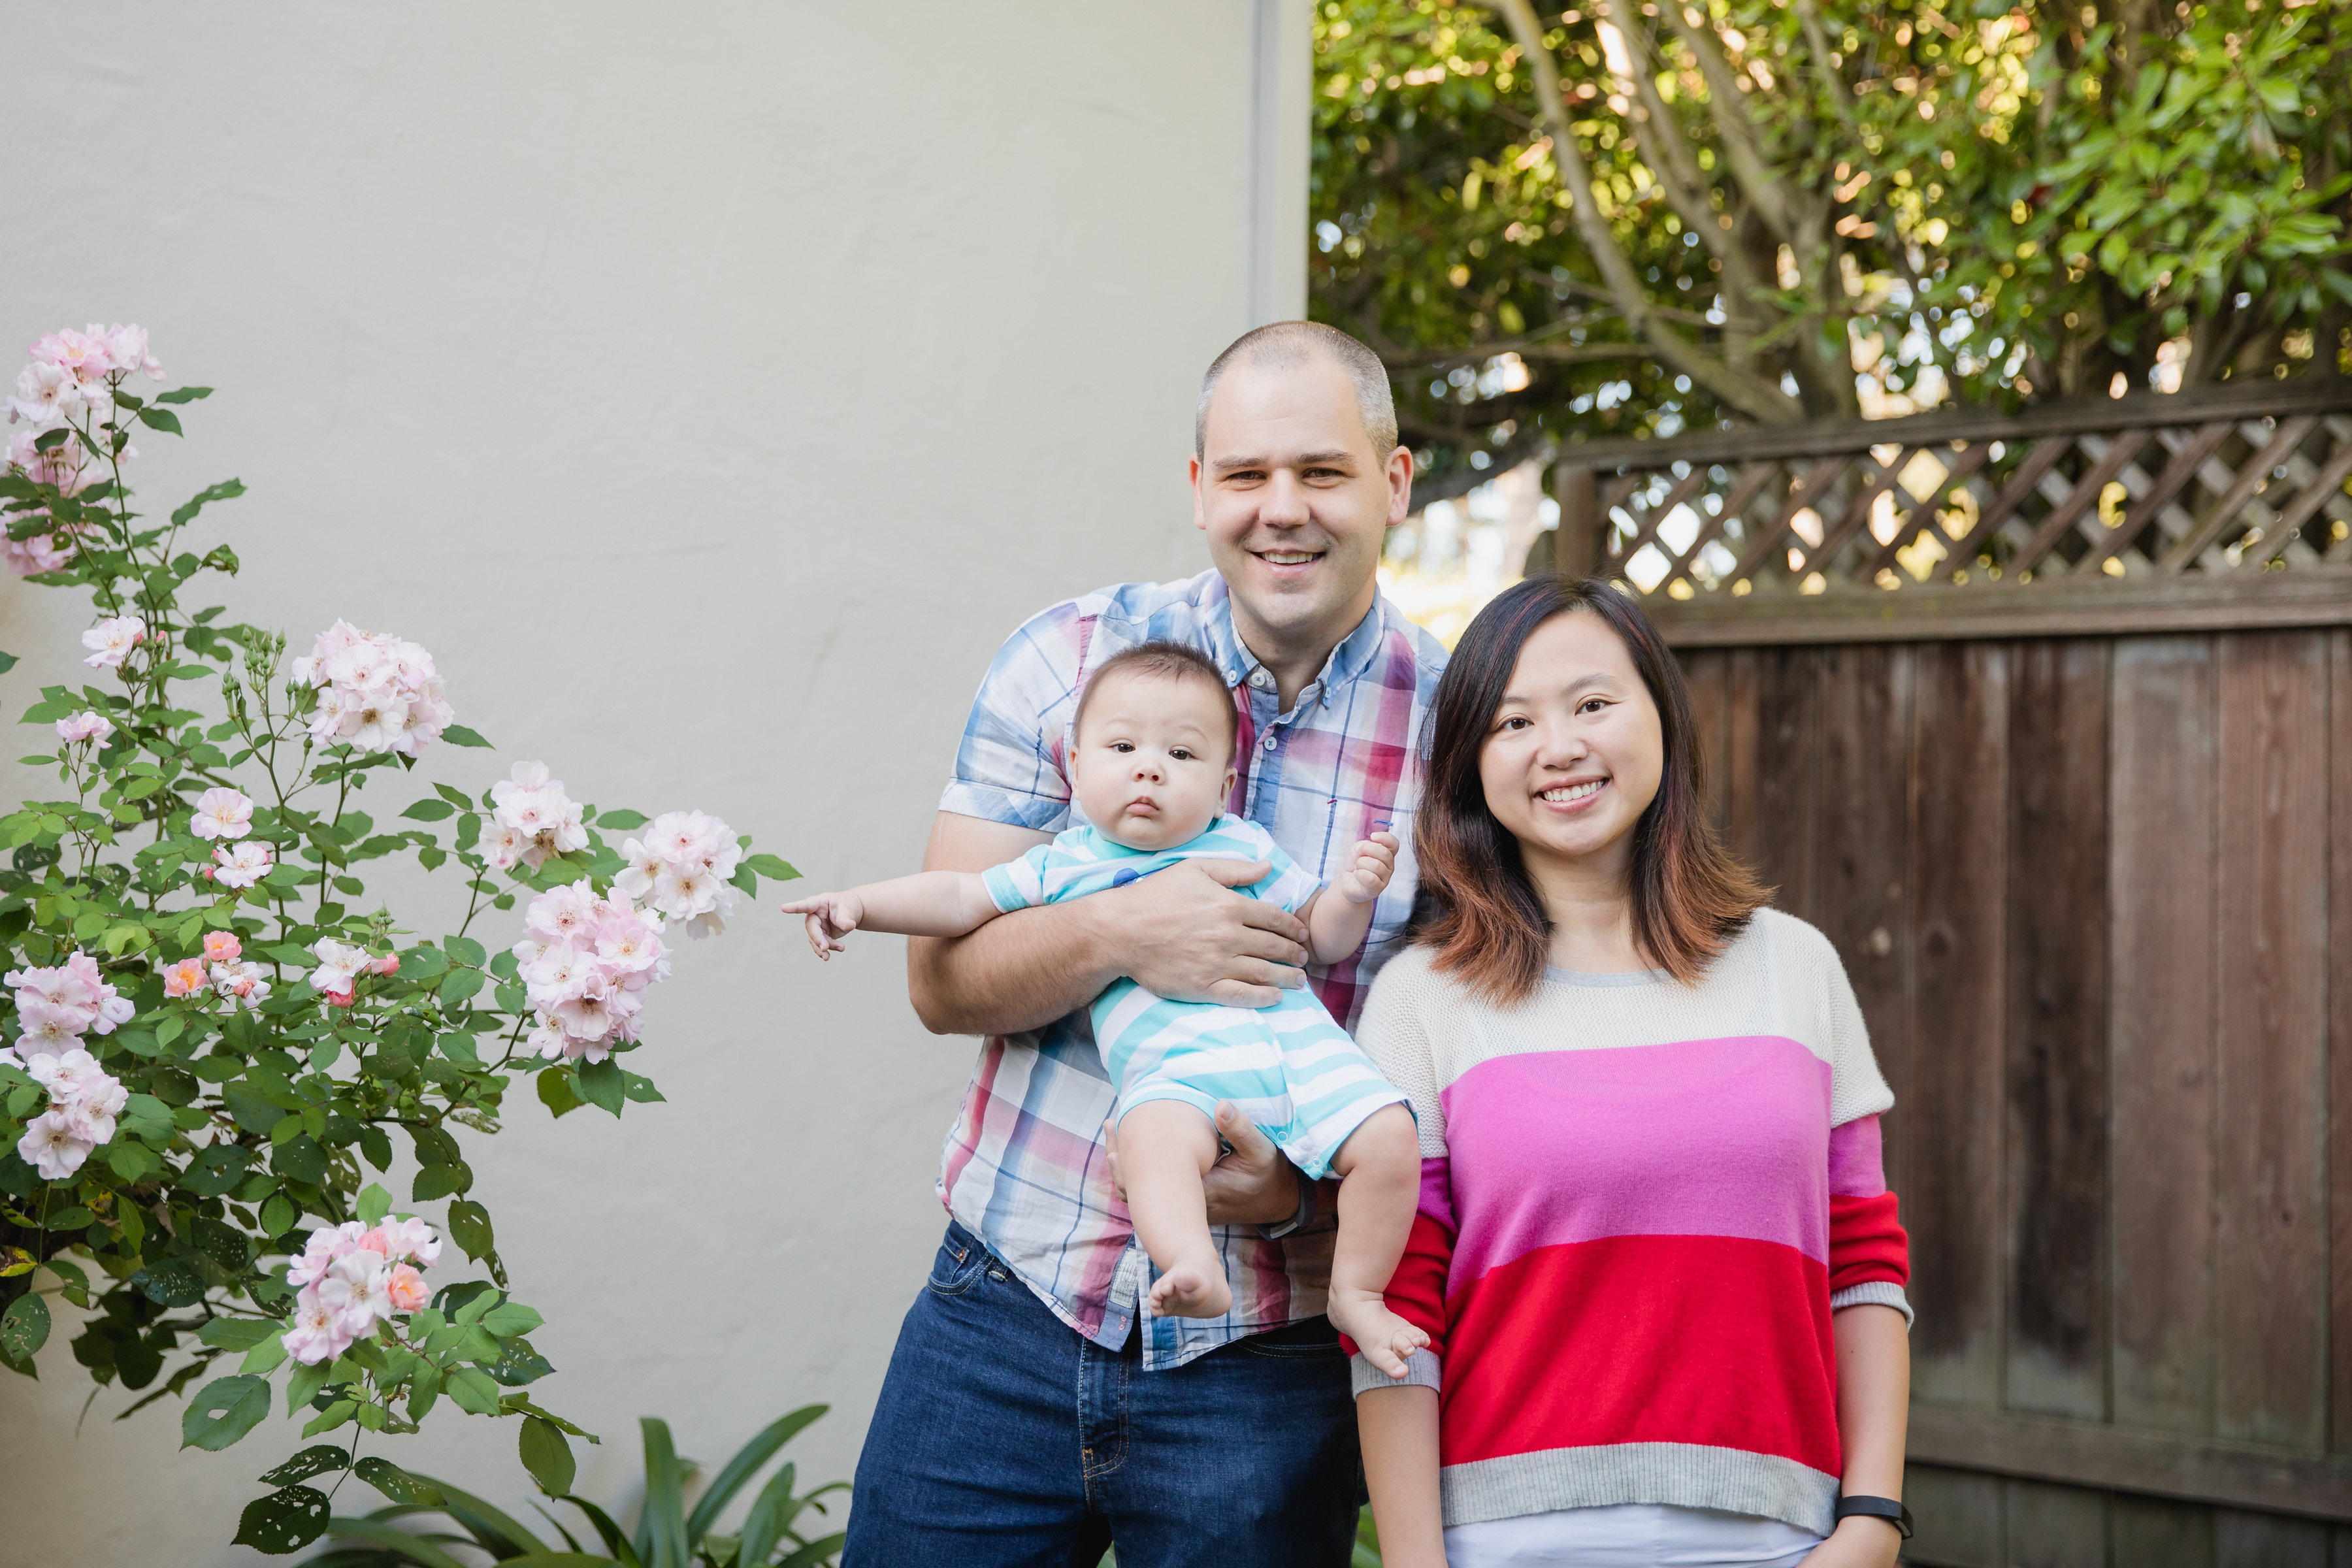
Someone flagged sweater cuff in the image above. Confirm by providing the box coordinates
[1351,1346,1441,1398]
[1831,1280,1914,1330]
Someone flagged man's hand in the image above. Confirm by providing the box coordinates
[1105,1101,1301,1229]
[1107,858,1309,1008]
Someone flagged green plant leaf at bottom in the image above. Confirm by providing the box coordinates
[233,1483,331,1555]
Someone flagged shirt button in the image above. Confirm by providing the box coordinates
[1263,732,1278,750]
[1250,671,1269,689]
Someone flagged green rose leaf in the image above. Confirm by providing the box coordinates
[258,1444,352,1486]
[536,1066,583,1119]
[411,1162,470,1202]
[242,1333,289,1375]
[517,1413,578,1495]
[272,1135,328,1185]
[440,725,493,748]
[481,1302,544,1337]
[231,1483,331,1555]
[400,798,455,821]
[155,385,213,405]
[574,1059,625,1118]
[446,1365,503,1416]
[284,1356,331,1416]
[356,1183,393,1226]
[438,968,485,1005]
[445,1200,494,1263]
[444,934,486,966]
[182,1373,272,1450]
[353,1454,445,1506]
[744,853,799,882]
[197,1316,278,1352]
[0,1294,50,1362]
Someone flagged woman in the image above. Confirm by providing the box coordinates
[1355,576,1912,1568]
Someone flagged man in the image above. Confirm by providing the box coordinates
[844,322,1448,1567]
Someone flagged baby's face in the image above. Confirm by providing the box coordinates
[1070,671,1237,852]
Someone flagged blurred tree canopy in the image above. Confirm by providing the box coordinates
[1310,0,2352,506]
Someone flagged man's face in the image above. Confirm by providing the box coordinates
[1190,355,1411,652]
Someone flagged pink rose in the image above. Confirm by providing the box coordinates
[201,931,242,964]
[386,1264,429,1315]
[161,957,208,999]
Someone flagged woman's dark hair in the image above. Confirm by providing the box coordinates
[1413,575,1767,1000]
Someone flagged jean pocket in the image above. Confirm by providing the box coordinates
[925,1235,989,1298]
[1237,1315,1346,1360]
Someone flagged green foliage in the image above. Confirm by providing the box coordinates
[0,369,796,1552]
[301,1405,847,1568]
[1312,0,2352,480]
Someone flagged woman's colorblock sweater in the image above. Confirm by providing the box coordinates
[1348,909,1911,1537]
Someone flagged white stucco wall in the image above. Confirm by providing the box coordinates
[0,4,1306,1560]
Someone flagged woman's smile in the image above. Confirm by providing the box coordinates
[1537,777,1609,809]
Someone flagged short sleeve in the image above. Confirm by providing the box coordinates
[1239,824,1322,915]
[938,606,1083,832]
[1812,925,1894,1126]
[1351,955,1448,1158]
[981,843,1056,914]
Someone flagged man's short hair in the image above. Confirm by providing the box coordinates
[1072,641,1240,764]
[1195,321,1397,459]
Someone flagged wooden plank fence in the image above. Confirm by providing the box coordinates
[1536,383,2352,1561]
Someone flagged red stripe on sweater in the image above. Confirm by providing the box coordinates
[1438,1233,1842,1477]
[1829,1190,1908,1296]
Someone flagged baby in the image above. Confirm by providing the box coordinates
[783,641,1428,1375]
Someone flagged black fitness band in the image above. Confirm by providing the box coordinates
[1833,1495,1914,1539]
[1259,1166,1316,1240]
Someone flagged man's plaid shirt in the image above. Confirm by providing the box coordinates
[934,570,1448,1369]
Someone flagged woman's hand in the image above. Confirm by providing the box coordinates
[1797,1517,1903,1568]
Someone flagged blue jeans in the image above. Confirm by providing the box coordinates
[843,1220,1362,1567]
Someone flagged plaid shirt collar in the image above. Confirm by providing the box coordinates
[1196,580,1395,711]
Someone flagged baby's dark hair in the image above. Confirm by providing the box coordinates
[1071,641,1240,762]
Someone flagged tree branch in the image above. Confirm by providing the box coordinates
[1484,0,1801,422]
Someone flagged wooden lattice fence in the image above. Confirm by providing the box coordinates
[1528,384,2352,1565]
[1548,379,2352,644]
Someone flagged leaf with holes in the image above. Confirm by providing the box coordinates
[0,1294,49,1362]
[232,1483,331,1555]
[353,1454,445,1506]
[182,1374,271,1450]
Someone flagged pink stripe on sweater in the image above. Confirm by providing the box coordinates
[1438,1036,1835,1287]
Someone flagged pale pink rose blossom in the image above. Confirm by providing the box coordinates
[380,1217,441,1267]
[480,820,527,872]
[294,623,453,759]
[201,931,242,964]
[286,1222,368,1289]
[619,811,743,938]
[91,324,162,380]
[79,615,145,671]
[162,956,209,998]
[370,954,399,976]
[55,711,113,746]
[212,840,273,889]
[210,961,272,1009]
[282,1287,357,1365]
[60,1075,127,1145]
[18,1111,93,1181]
[188,787,255,841]
[14,998,88,1051]
[7,361,86,428]
[491,762,589,871]
[316,1250,395,1330]
[310,939,369,997]
[29,329,112,385]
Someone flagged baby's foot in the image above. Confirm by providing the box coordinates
[1329,1292,1429,1379]
[1147,1258,1233,1319]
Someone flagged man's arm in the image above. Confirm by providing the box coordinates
[905,811,1313,1038]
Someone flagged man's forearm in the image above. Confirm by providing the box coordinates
[907,898,1119,1037]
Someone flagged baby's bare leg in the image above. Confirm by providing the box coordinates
[1121,1100,1233,1319]
[1324,1103,1429,1378]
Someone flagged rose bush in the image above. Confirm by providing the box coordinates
[0,326,796,1554]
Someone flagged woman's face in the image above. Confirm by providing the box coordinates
[1477,610,1665,877]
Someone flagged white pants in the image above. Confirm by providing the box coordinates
[1445,1503,1824,1568]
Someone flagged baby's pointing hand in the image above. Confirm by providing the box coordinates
[779,892,862,959]
[1338,830,1400,904]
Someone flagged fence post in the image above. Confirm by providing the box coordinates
[1552,460,1601,580]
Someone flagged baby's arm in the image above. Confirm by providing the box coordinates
[781,871,1002,960]
[1301,830,1399,966]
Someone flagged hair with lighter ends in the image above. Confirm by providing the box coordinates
[1195,321,1398,458]
[1071,641,1242,764]
[1411,576,1771,1001]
